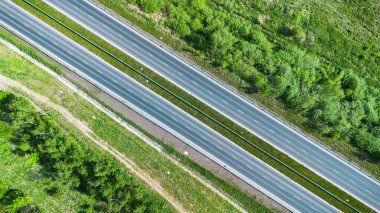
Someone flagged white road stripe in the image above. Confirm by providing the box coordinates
[301,149,308,154]
[222,99,229,105]
[207,90,214,95]
[268,128,276,134]
[117,33,124,38]
[162,62,169,67]
[284,139,291,143]
[349,179,356,184]
[192,80,199,86]
[111,78,118,83]
[147,52,153,57]
[365,189,373,195]
[87,14,94,19]
[156,107,163,112]
[316,158,323,164]
[237,109,244,114]
[73,5,79,10]
[253,119,260,124]
[333,169,340,174]
[177,71,183,76]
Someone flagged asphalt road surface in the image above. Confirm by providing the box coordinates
[0,1,340,212]
[42,0,380,211]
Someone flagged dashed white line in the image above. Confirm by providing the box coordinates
[207,90,214,95]
[316,158,323,164]
[52,41,58,46]
[162,62,169,67]
[156,107,163,112]
[102,24,110,30]
[131,42,138,47]
[349,179,356,184]
[177,71,184,76]
[222,99,229,105]
[147,52,153,57]
[216,146,222,150]
[87,14,94,19]
[117,33,124,38]
[37,32,43,37]
[111,78,118,83]
[301,149,308,154]
[192,80,199,86]
[253,119,260,124]
[333,169,340,174]
[365,189,373,195]
[284,139,291,143]
[73,5,79,10]
[237,109,244,114]
[141,98,147,102]
[200,136,207,141]
[262,175,269,180]
[171,116,178,122]
[268,128,276,134]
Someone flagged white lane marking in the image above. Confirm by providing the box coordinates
[301,149,308,154]
[284,139,291,143]
[294,195,301,201]
[52,41,58,46]
[147,52,153,57]
[186,126,193,131]
[117,34,124,38]
[316,158,323,164]
[156,107,163,112]
[162,62,169,67]
[365,189,373,195]
[349,179,356,184]
[66,51,73,56]
[278,185,285,190]
[192,80,199,86]
[333,169,340,174]
[207,90,214,95]
[268,128,276,134]
[262,175,269,180]
[73,5,79,10]
[216,146,222,150]
[102,24,110,30]
[171,116,178,122]
[37,32,43,37]
[131,42,138,47]
[253,119,260,124]
[200,136,207,141]
[222,99,229,105]
[177,71,184,76]
[232,155,238,160]
[111,78,118,83]
[23,23,30,28]
[87,14,94,19]
[237,109,244,114]
[141,97,147,102]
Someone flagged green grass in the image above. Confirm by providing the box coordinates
[0,31,270,212]
[0,143,90,212]
[8,0,376,212]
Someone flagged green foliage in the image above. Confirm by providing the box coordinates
[0,179,39,213]
[154,0,380,160]
[137,0,163,13]
[0,92,171,212]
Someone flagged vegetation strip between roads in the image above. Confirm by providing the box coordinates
[11,0,371,212]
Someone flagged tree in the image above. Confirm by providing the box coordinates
[138,0,163,13]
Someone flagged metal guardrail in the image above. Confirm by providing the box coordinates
[21,0,361,211]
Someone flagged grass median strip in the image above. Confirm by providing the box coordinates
[0,37,269,212]
[10,0,372,212]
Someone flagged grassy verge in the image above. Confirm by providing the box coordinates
[91,0,380,182]
[9,0,374,212]
[0,30,271,212]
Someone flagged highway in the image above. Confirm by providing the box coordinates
[42,0,380,211]
[0,1,339,212]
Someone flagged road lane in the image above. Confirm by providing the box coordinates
[42,0,380,211]
[0,1,338,212]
